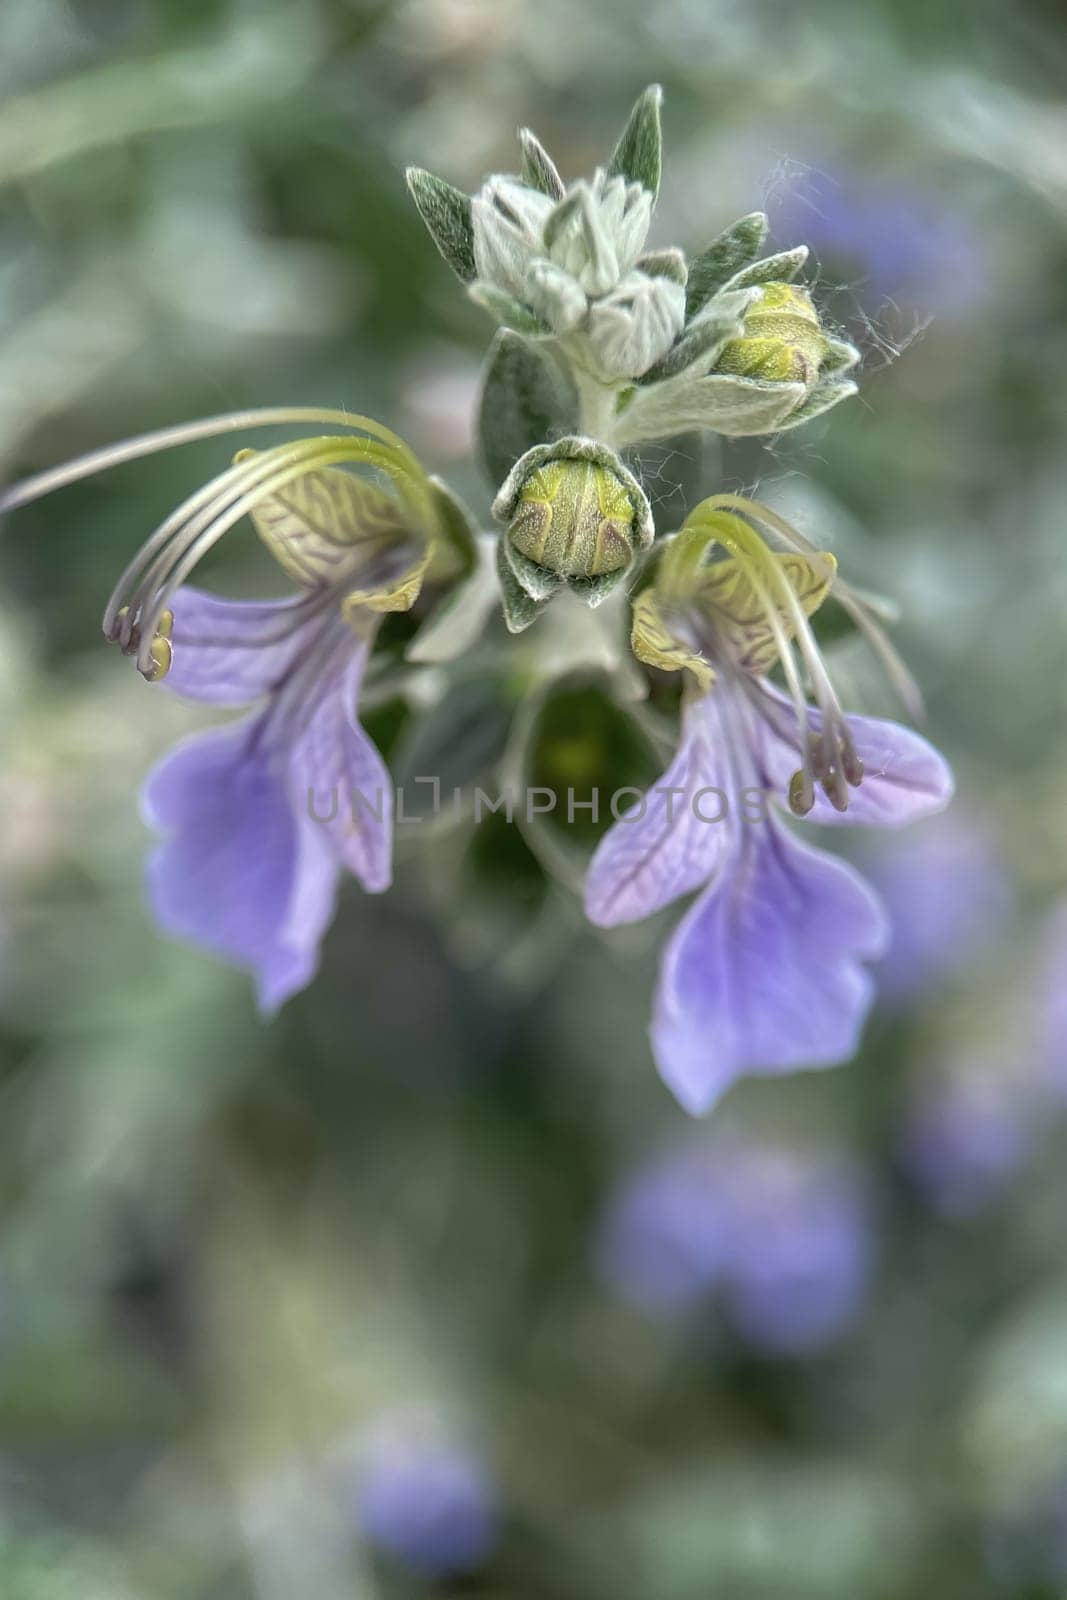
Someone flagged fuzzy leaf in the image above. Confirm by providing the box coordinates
[770,378,858,433]
[502,534,564,601]
[478,329,578,486]
[607,84,663,198]
[519,128,565,199]
[636,248,687,285]
[617,373,806,445]
[720,246,809,293]
[406,167,477,281]
[469,281,550,335]
[639,292,752,385]
[496,535,548,632]
[685,212,768,317]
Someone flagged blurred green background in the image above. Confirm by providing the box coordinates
[2,1,1067,1595]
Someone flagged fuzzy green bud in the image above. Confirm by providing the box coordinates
[714,282,829,390]
[507,458,636,579]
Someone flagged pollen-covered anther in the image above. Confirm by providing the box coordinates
[788,767,816,817]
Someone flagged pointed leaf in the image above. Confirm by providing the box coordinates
[639,291,752,385]
[469,280,549,335]
[496,534,547,632]
[519,128,565,199]
[720,246,809,293]
[771,378,858,433]
[406,167,477,281]
[636,248,687,285]
[607,84,663,198]
[685,212,768,317]
[478,328,578,486]
[502,533,564,601]
[617,373,805,445]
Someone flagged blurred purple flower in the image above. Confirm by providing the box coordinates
[898,1064,1034,1219]
[351,1422,497,1580]
[863,814,1011,1009]
[144,589,392,1012]
[585,681,952,1115]
[769,164,989,320]
[597,1137,874,1355]
[1037,902,1067,1099]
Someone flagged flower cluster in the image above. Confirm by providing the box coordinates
[0,86,953,1119]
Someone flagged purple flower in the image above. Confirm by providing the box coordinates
[897,1064,1034,1219]
[587,499,953,1114]
[587,681,951,1114]
[863,812,1011,1007]
[351,1423,497,1580]
[597,1137,874,1355]
[143,592,392,1012]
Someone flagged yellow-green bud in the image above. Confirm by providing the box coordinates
[714,283,829,389]
[507,458,636,578]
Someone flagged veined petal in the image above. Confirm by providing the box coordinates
[288,639,393,892]
[652,818,888,1115]
[142,718,339,1013]
[584,693,740,926]
[163,586,325,707]
[756,684,954,827]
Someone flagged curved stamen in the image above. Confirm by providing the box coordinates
[690,502,862,812]
[712,493,924,723]
[0,407,422,517]
[128,439,424,677]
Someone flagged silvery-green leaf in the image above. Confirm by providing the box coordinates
[503,534,565,600]
[567,564,633,608]
[770,377,858,432]
[639,290,753,385]
[406,167,476,282]
[636,247,687,285]
[478,329,578,486]
[685,212,768,317]
[469,280,549,336]
[519,128,565,199]
[408,536,500,664]
[583,270,686,381]
[496,535,548,632]
[471,179,554,298]
[615,372,805,444]
[607,83,663,198]
[822,336,862,375]
[720,245,809,293]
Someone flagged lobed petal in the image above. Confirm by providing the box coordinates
[652,818,888,1115]
[584,693,740,927]
[142,718,339,1013]
[287,639,393,893]
[163,586,325,707]
[756,684,954,828]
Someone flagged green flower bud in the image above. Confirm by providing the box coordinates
[508,457,636,579]
[713,282,829,390]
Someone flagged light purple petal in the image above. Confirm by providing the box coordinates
[287,640,393,893]
[652,818,888,1115]
[163,586,325,706]
[585,694,741,926]
[756,684,954,828]
[142,717,339,1012]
